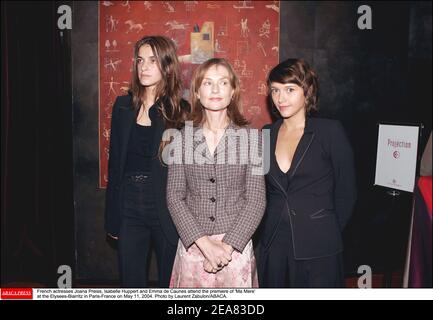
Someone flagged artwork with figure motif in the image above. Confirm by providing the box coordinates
[99,1,280,187]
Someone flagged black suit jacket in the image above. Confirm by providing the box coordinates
[104,94,188,245]
[259,117,357,259]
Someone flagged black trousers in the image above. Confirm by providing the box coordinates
[118,172,176,288]
[258,214,344,288]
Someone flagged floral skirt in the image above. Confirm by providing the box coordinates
[169,234,258,288]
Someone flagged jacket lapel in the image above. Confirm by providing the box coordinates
[214,122,238,161]
[267,118,316,193]
[149,101,164,157]
[288,133,314,179]
[267,119,285,191]
[288,118,315,182]
[119,102,136,177]
[192,122,239,163]
[191,126,212,162]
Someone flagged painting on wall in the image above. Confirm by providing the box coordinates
[99,0,280,187]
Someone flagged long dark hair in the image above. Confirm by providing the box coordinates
[189,58,249,127]
[130,35,185,129]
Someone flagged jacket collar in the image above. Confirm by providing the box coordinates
[268,117,316,192]
[191,121,240,162]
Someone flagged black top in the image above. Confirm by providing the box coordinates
[124,121,154,174]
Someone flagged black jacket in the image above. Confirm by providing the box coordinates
[259,117,357,259]
[104,94,189,245]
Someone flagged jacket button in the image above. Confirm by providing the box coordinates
[210,197,216,202]
[209,178,215,183]
[209,216,215,222]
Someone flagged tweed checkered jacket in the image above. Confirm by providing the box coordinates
[166,123,266,252]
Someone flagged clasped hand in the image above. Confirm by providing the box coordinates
[196,236,233,274]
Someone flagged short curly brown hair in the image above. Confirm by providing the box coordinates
[267,59,319,117]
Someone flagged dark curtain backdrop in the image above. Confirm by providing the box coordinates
[1,1,431,286]
[1,1,74,286]
[278,1,432,278]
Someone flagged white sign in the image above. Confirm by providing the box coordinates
[374,124,419,192]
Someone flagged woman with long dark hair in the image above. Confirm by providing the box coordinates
[105,36,189,287]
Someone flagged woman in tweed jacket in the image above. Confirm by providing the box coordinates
[166,58,266,287]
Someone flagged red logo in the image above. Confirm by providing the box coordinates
[393,151,400,159]
[1,288,33,299]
